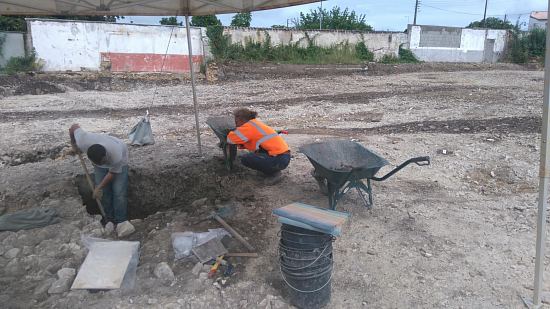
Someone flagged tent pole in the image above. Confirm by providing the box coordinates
[185,15,202,156]
[531,1,550,307]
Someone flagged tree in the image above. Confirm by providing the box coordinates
[467,17,517,30]
[0,15,122,32]
[191,15,221,27]
[230,12,252,27]
[293,6,372,31]
[159,17,182,26]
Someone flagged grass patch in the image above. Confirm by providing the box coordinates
[3,51,43,75]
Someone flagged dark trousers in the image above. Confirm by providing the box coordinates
[241,152,290,175]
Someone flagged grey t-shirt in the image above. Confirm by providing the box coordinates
[74,128,128,173]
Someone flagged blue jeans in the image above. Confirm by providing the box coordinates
[94,165,128,224]
[241,152,290,175]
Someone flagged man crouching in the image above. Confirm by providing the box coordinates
[69,124,135,237]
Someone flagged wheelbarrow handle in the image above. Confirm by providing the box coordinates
[410,156,431,166]
[371,155,431,181]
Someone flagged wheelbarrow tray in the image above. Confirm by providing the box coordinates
[206,116,236,142]
[300,140,389,187]
[206,116,237,171]
[300,140,430,210]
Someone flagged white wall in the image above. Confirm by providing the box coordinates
[409,25,508,63]
[28,19,204,72]
[529,18,547,30]
[223,27,408,59]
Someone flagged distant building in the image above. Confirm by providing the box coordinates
[529,11,547,30]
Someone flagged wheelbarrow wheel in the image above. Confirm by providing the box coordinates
[311,170,328,196]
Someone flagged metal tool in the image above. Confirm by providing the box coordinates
[300,140,430,210]
[191,205,234,225]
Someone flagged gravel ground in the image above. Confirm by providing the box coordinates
[0,67,547,308]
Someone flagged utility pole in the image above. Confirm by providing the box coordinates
[413,0,420,25]
[319,0,323,30]
[482,0,488,27]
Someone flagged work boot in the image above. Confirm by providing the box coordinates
[263,171,282,186]
[116,221,135,238]
[102,222,115,235]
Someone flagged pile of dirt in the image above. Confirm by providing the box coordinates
[0,72,203,97]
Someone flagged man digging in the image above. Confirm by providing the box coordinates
[69,124,135,237]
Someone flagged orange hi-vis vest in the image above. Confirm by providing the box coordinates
[227,119,289,156]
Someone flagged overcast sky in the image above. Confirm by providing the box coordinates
[122,0,547,31]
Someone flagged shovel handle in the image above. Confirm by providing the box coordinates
[211,213,255,252]
[73,144,106,218]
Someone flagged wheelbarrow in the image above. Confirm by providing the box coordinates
[300,140,430,210]
[206,116,238,171]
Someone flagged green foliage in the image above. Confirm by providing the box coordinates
[3,50,42,74]
[271,25,287,29]
[0,16,26,32]
[510,35,528,64]
[467,17,518,30]
[0,34,6,58]
[526,28,546,58]
[377,45,419,64]
[231,13,252,27]
[0,15,122,32]
[398,45,419,63]
[206,25,231,61]
[293,6,372,31]
[191,15,221,27]
[379,54,400,64]
[159,17,182,26]
[355,42,374,61]
[509,28,546,64]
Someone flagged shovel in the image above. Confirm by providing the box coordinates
[72,144,106,218]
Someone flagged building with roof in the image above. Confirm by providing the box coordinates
[529,11,548,30]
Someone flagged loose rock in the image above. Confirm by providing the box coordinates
[154,262,175,281]
[192,262,203,276]
[4,247,20,259]
[191,197,208,207]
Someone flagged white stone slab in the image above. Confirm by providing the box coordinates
[71,240,139,290]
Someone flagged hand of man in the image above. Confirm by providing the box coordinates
[92,188,103,200]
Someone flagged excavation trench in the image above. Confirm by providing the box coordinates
[75,158,253,220]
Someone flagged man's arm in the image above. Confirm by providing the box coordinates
[97,172,114,189]
[69,124,80,146]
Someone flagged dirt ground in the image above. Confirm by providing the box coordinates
[0,64,547,308]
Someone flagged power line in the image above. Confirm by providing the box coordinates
[421,4,532,17]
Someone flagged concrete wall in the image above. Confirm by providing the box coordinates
[28,19,204,73]
[529,18,547,30]
[223,27,408,59]
[408,25,508,63]
[0,32,25,67]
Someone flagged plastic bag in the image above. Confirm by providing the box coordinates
[171,228,231,260]
[128,110,154,146]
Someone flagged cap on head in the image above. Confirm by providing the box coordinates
[87,144,106,165]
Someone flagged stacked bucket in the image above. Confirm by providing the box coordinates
[279,224,334,309]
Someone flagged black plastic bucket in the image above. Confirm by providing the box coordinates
[280,224,333,249]
[279,242,333,270]
[281,261,333,308]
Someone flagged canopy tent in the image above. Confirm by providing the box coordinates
[0,0,317,16]
[2,0,550,308]
[0,0,319,155]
